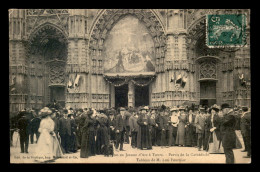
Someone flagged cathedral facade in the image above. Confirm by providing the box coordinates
[9,9,251,113]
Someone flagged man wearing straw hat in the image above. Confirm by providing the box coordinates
[169,106,179,147]
[195,106,206,151]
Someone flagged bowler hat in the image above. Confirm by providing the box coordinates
[221,103,231,110]
[242,106,248,112]
[19,110,27,117]
[161,104,166,111]
[87,110,93,116]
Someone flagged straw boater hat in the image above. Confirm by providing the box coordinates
[143,106,149,110]
[151,107,158,111]
[179,106,185,110]
[119,107,126,111]
[199,106,206,112]
[209,104,220,113]
[170,106,178,112]
[97,113,108,119]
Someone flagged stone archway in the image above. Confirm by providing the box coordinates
[27,23,68,109]
[187,13,220,106]
[87,9,167,108]
[88,9,167,74]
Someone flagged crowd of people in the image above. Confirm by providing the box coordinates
[10,102,251,163]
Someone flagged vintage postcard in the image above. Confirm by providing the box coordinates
[9,9,251,164]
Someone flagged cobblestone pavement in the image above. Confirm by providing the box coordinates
[10,131,251,164]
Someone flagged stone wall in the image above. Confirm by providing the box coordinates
[9,9,251,112]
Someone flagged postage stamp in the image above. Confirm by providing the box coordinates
[206,14,247,48]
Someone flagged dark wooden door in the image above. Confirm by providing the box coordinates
[200,81,216,107]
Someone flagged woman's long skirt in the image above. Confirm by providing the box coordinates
[69,133,78,153]
[96,127,109,155]
[80,130,96,158]
[185,125,197,146]
[208,131,224,154]
[176,122,185,145]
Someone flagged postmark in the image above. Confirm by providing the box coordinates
[206,14,247,48]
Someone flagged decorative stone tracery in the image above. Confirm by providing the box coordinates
[199,59,217,79]
[49,60,66,86]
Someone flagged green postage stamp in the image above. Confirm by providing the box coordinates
[206,14,247,48]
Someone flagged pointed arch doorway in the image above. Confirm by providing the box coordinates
[28,23,68,109]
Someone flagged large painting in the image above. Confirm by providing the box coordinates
[103,15,155,73]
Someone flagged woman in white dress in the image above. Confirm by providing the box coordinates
[34,107,63,162]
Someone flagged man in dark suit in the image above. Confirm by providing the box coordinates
[114,107,127,151]
[155,107,167,148]
[163,110,170,148]
[244,110,251,158]
[108,109,117,144]
[240,106,251,158]
[17,110,30,153]
[30,115,41,144]
[58,109,72,153]
[221,103,237,164]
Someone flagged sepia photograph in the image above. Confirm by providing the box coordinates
[9,9,251,164]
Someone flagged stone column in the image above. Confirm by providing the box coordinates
[128,81,135,107]
[110,84,115,108]
[165,9,190,106]
[9,9,28,113]
[66,9,89,109]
